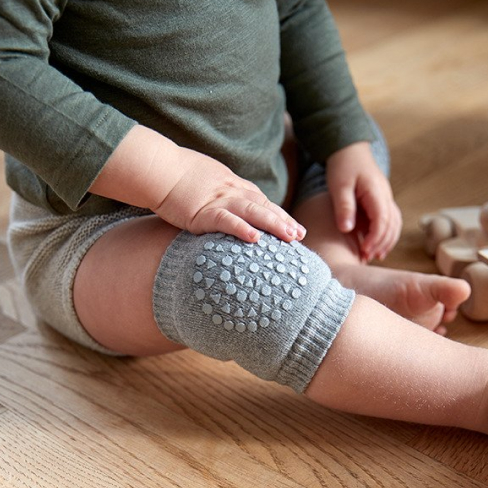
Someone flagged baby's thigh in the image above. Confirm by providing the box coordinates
[73,215,184,356]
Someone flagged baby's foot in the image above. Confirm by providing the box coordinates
[333,264,471,332]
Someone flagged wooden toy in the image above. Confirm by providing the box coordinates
[419,203,488,321]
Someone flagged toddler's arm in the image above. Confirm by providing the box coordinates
[278,0,373,162]
[89,125,305,243]
[277,0,401,259]
[0,0,303,243]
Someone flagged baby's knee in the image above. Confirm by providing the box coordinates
[153,231,355,393]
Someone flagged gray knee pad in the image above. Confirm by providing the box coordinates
[153,231,355,393]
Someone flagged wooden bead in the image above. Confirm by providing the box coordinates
[460,262,488,321]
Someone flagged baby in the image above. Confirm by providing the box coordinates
[1,0,487,433]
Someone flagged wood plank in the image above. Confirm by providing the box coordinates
[329,0,484,53]
[344,2,488,167]
[0,278,37,330]
[0,347,302,488]
[0,337,485,487]
[0,361,299,487]
[0,409,139,488]
[394,146,488,230]
[0,311,26,346]
[408,426,488,485]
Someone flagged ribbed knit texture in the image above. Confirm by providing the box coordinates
[153,231,354,393]
[7,194,151,354]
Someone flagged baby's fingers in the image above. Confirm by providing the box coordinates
[239,182,307,241]
[235,199,305,242]
[362,200,402,261]
[260,199,307,242]
[192,207,262,243]
[362,214,388,260]
[375,204,402,260]
[192,199,306,243]
[331,184,357,233]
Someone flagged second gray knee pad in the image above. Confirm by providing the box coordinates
[153,231,355,393]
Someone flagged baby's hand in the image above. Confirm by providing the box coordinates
[152,146,306,243]
[326,142,402,261]
[89,125,305,244]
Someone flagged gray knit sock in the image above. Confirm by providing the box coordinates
[153,231,355,393]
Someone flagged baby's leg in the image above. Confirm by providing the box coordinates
[73,219,488,433]
[293,192,471,331]
[306,294,488,434]
[75,216,356,394]
[73,215,184,356]
[286,114,468,330]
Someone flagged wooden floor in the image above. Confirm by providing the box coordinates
[1,1,488,486]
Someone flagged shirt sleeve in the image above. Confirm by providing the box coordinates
[278,0,374,162]
[0,0,136,211]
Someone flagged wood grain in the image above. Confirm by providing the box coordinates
[1,1,488,486]
[0,337,485,488]
[0,311,26,345]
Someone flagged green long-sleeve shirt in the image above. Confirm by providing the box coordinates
[0,0,373,216]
